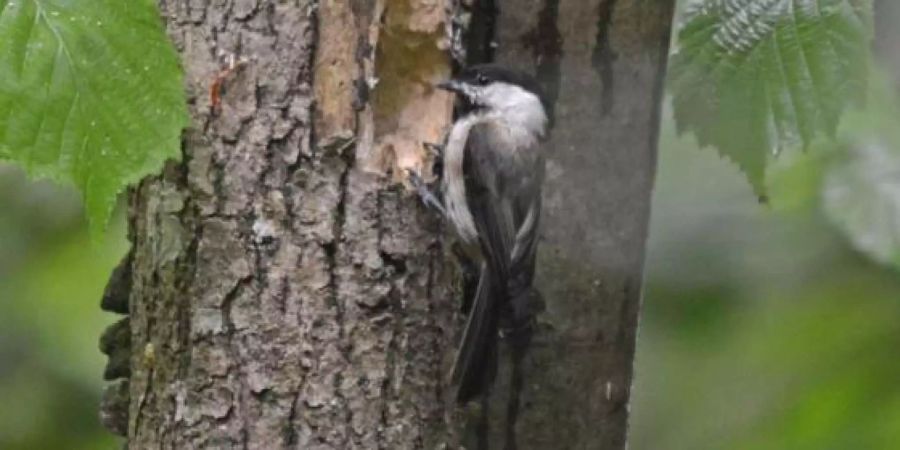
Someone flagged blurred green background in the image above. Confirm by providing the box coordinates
[2,2,900,450]
[0,167,125,449]
[631,2,900,449]
[631,111,900,450]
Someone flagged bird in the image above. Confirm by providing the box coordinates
[410,64,551,403]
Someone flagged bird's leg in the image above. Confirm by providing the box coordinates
[423,141,445,158]
[406,169,447,217]
[424,141,445,182]
[407,138,448,216]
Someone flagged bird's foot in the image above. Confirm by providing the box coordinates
[423,141,445,157]
[406,169,447,216]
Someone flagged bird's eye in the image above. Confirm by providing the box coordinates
[476,74,489,85]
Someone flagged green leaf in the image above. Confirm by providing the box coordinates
[670,0,873,197]
[0,0,188,233]
[822,140,900,268]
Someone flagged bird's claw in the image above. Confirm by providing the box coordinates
[423,141,445,157]
[406,168,424,187]
[406,169,447,216]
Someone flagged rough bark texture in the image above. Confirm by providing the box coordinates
[473,1,675,449]
[120,0,463,448]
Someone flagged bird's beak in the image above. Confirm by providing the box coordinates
[435,79,465,94]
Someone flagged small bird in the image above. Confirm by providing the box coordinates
[411,64,550,403]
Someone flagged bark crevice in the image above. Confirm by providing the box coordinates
[592,0,619,116]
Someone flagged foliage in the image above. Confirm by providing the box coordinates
[822,141,900,267]
[632,115,900,450]
[0,0,188,234]
[670,0,873,197]
[767,69,900,270]
[0,165,124,450]
[820,72,900,268]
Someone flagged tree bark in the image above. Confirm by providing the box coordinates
[98,0,674,449]
[474,1,675,449]
[118,0,462,448]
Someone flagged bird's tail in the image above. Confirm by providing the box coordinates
[450,262,500,403]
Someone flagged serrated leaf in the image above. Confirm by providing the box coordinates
[823,141,900,268]
[670,0,873,197]
[0,0,188,233]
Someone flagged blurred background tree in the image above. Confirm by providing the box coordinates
[1,0,899,449]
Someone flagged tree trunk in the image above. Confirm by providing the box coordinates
[119,0,462,448]
[473,1,675,448]
[98,0,674,448]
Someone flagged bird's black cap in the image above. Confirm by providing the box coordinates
[459,65,543,94]
[439,64,549,113]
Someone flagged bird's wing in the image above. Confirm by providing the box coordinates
[468,123,544,295]
[450,123,544,401]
